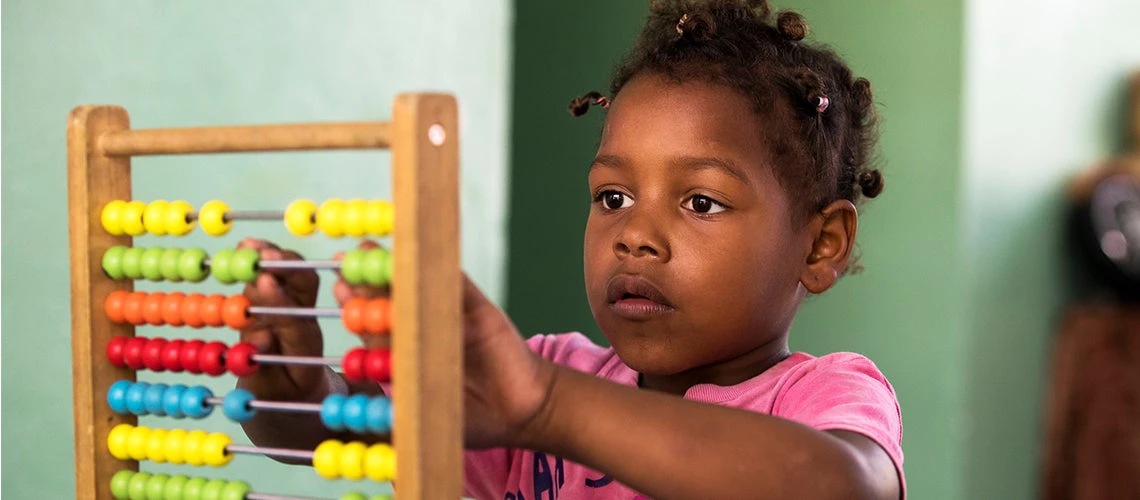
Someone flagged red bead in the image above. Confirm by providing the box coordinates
[142,292,167,326]
[200,294,225,327]
[365,348,391,382]
[104,290,129,323]
[222,295,252,330]
[180,339,205,374]
[343,347,367,382]
[122,336,148,369]
[365,298,391,335]
[199,341,228,376]
[122,292,147,326]
[225,342,258,377]
[342,298,367,335]
[182,293,205,328]
[106,336,128,367]
[142,337,167,372]
[162,292,186,327]
[161,339,185,372]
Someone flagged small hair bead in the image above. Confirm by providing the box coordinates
[817,96,830,113]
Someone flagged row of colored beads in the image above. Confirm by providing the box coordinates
[106,338,257,376]
[285,199,393,238]
[107,424,233,467]
[102,246,393,287]
[312,440,396,482]
[108,381,215,419]
[102,200,196,237]
[109,470,248,500]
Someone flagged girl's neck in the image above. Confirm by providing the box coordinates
[638,336,791,396]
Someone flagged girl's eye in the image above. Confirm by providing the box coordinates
[597,190,633,210]
[685,194,727,214]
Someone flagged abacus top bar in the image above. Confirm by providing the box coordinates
[97,122,391,157]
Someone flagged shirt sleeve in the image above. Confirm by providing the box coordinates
[772,353,905,495]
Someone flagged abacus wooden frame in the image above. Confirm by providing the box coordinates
[67,94,462,500]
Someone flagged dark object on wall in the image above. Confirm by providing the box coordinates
[1040,305,1140,500]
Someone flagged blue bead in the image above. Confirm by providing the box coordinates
[107,380,132,414]
[125,381,149,415]
[180,386,214,419]
[343,394,370,434]
[143,383,169,416]
[365,396,392,434]
[163,384,188,418]
[222,389,257,423]
[320,394,347,431]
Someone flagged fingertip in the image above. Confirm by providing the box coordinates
[358,240,381,250]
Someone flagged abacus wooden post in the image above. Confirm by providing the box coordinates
[69,106,138,500]
[391,94,463,499]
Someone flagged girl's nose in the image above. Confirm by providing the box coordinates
[613,209,670,262]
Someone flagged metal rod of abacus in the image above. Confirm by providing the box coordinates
[226,444,314,462]
[248,306,342,318]
[246,493,330,500]
[186,210,285,222]
[257,260,342,270]
[251,353,342,367]
[204,396,323,414]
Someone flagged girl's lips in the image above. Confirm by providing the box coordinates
[606,274,675,319]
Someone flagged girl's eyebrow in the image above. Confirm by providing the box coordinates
[590,154,750,186]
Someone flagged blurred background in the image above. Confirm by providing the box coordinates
[3,0,1139,499]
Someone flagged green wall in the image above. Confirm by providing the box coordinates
[1,1,511,498]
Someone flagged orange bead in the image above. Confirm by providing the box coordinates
[162,292,186,327]
[364,298,391,335]
[222,295,252,330]
[142,292,166,326]
[105,290,129,323]
[122,292,147,326]
[342,298,367,335]
[182,293,205,328]
[201,294,225,327]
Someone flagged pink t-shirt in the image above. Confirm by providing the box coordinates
[464,333,905,499]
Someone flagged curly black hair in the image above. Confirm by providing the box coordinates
[570,0,883,219]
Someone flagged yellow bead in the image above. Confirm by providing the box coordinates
[121,201,148,236]
[142,200,169,235]
[101,200,128,236]
[164,201,195,236]
[338,441,367,481]
[107,423,134,460]
[316,199,346,238]
[126,425,151,461]
[312,440,344,479]
[163,429,188,464]
[182,430,207,466]
[201,432,233,467]
[284,199,318,236]
[364,443,396,482]
[363,200,394,236]
[342,199,368,238]
[145,428,167,463]
[198,200,232,236]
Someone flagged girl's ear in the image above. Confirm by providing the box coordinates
[800,199,858,294]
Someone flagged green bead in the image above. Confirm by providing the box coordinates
[200,479,227,500]
[211,248,235,284]
[339,493,367,500]
[162,475,189,499]
[160,248,184,282]
[219,481,250,500]
[103,246,127,280]
[178,248,209,283]
[371,495,394,500]
[362,249,391,287]
[110,470,133,499]
[341,250,365,285]
[230,248,260,283]
[182,477,208,500]
[145,473,169,500]
[140,247,166,281]
[121,247,145,279]
[127,471,151,500]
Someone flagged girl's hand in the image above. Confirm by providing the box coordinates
[234,238,328,402]
[332,240,555,450]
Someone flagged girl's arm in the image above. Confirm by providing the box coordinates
[518,363,901,500]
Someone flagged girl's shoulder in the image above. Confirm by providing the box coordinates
[525,333,633,384]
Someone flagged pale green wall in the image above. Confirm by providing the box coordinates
[961,0,1140,498]
[1,1,510,498]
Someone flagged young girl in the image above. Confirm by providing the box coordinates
[237,1,903,498]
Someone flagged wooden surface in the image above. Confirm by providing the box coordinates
[97,122,390,156]
[69,105,138,500]
[391,94,463,499]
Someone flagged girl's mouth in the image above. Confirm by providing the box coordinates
[606,274,675,320]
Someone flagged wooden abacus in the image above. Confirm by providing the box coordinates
[68,94,462,499]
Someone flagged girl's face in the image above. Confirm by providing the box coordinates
[585,73,810,379]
